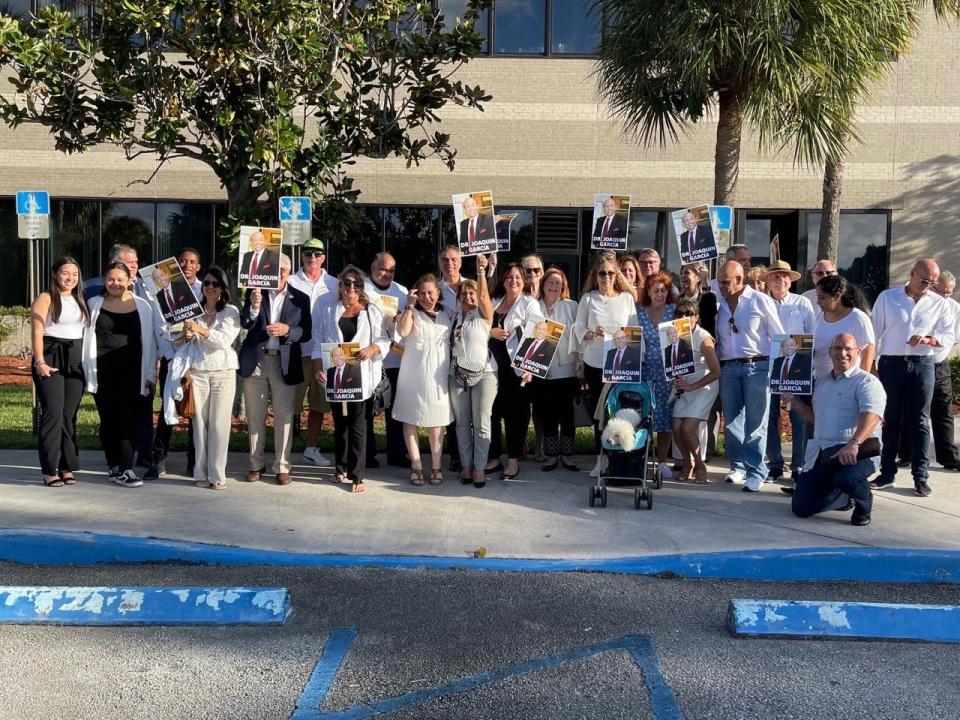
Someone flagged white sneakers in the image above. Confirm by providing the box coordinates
[724,469,746,484]
[303,447,332,467]
[658,462,674,480]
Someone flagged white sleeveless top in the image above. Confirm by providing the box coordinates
[44,296,84,340]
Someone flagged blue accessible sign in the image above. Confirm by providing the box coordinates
[17,191,49,216]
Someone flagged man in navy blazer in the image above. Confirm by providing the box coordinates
[239,254,311,485]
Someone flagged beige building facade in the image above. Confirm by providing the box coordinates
[1,7,958,302]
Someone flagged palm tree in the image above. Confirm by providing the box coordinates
[816,0,960,264]
[595,0,916,208]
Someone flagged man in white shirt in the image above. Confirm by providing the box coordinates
[288,238,338,468]
[801,259,839,315]
[146,247,203,480]
[239,254,312,485]
[715,260,785,492]
[763,260,816,483]
[365,251,409,468]
[870,258,956,497]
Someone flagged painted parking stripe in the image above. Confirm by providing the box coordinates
[727,599,960,643]
[0,586,291,625]
[2,529,959,584]
[292,631,684,720]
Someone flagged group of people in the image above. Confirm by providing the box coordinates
[31,238,959,527]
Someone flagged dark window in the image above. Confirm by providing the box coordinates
[440,0,489,52]
[383,206,441,288]
[806,211,890,303]
[157,202,214,267]
[327,206,383,276]
[101,201,155,269]
[744,217,772,265]
[495,207,535,265]
[494,0,546,54]
[47,199,100,284]
[550,0,598,54]
[0,198,28,306]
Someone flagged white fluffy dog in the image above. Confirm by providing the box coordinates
[601,408,641,452]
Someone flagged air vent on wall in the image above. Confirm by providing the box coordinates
[535,210,580,252]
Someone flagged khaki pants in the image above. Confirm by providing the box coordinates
[243,354,298,474]
[191,369,236,486]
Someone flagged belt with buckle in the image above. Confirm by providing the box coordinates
[720,355,769,366]
[263,348,281,356]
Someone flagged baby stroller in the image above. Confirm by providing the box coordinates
[589,382,661,510]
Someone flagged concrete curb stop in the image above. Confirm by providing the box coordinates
[1,529,959,584]
[0,586,292,625]
[727,599,960,644]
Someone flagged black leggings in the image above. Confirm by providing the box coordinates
[34,337,85,476]
[489,364,531,461]
[531,376,578,456]
[583,364,605,454]
[94,389,140,472]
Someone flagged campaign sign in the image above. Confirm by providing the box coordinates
[769,334,813,395]
[602,326,644,384]
[512,319,564,379]
[140,258,203,327]
[659,317,697,380]
[496,212,518,253]
[672,204,719,264]
[238,226,283,289]
[709,205,733,253]
[322,342,364,402]
[591,194,631,251]
[452,191,498,256]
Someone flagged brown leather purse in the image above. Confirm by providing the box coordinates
[175,376,196,419]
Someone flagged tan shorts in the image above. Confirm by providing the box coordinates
[296,356,331,413]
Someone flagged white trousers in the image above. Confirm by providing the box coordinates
[191,369,236,485]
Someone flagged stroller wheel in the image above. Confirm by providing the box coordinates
[653,462,663,490]
[646,491,654,510]
[588,486,596,507]
[600,486,608,508]
[634,488,642,510]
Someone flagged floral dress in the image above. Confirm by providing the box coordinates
[637,303,676,432]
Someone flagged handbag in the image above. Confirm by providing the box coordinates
[365,304,393,415]
[572,388,594,428]
[175,375,196,419]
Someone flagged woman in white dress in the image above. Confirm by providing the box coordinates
[394,274,454,485]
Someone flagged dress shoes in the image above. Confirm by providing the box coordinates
[851,513,871,527]
[247,467,266,483]
[276,473,292,486]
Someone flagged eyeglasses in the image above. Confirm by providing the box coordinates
[302,250,323,258]
[341,279,363,289]
[524,267,543,275]
[597,270,616,278]
[728,317,739,334]
[202,280,221,288]
[830,345,859,354]
[812,270,838,277]
[916,276,938,289]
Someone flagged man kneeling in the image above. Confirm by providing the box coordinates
[784,333,886,527]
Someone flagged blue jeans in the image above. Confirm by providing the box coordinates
[878,356,934,481]
[792,446,875,518]
[720,359,771,486]
[766,394,807,476]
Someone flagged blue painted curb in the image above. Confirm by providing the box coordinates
[0,586,291,625]
[727,599,960,643]
[1,529,959,584]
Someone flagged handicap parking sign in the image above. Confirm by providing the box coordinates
[17,191,49,216]
[279,196,312,222]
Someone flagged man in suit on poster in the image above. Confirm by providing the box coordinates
[240,230,280,283]
[770,337,812,391]
[678,210,715,261]
[593,196,628,239]
[604,329,642,379]
[325,346,361,391]
[662,325,694,375]
[459,196,496,252]
[515,321,557,368]
[152,267,195,320]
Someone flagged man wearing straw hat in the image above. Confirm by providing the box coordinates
[764,260,816,487]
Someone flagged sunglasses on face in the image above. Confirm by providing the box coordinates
[202,280,221,288]
[342,279,363,289]
[302,250,323,258]
[597,270,616,278]
[524,267,542,275]
[916,276,938,289]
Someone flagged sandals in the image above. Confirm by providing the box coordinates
[195,479,211,488]
[330,473,346,484]
[60,472,77,486]
[693,466,709,484]
[430,468,443,485]
[351,480,365,494]
[43,475,65,488]
[410,465,425,486]
[211,481,227,490]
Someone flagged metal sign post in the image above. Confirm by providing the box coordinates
[17,191,50,436]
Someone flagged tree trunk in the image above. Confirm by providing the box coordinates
[713,87,745,207]
[817,154,845,264]
[225,173,261,221]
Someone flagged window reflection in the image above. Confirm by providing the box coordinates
[807,212,889,303]
[48,200,99,282]
[745,218,772,265]
[440,0,488,52]
[551,0,598,54]
[494,0,545,54]
[102,202,155,269]
[383,207,439,288]
[0,199,28,306]
[157,203,213,265]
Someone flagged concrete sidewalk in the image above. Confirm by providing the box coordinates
[1,449,958,559]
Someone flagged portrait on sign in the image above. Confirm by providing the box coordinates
[591,194,631,251]
[512,319,565,380]
[672,205,719,264]
[602,326,644,383]
[769,334,813,395]
[659,317,697,380]
[452,191,497,256]
[140,258,203,327]
[238,226,283,289]
[321,342,365,402]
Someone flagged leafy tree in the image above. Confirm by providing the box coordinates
[0,0,490,240]
[595,0,915,208]
[815,0,960,264]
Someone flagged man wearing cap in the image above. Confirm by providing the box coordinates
[240,254,311,485]
[287,238,339,467]
[764,260,816,485]
[365,251,409,468]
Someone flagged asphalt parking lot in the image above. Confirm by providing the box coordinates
[1,563,958,720]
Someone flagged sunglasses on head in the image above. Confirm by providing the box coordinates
[202,280,221,288]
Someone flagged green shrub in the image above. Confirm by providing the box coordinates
[951,355,960,404]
